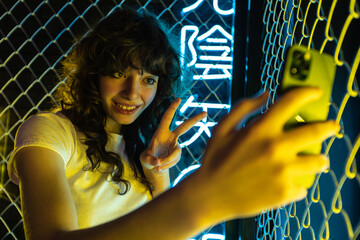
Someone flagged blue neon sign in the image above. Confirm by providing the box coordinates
[177,2,234,238]
[179,8,233,148]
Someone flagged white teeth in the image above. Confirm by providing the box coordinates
[116,103,136,110]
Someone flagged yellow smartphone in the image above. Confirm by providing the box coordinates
[280,45,336,188]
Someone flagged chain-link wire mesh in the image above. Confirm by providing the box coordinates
[4,0,358,240]
[256,0,360,239]
[0,0,234,239]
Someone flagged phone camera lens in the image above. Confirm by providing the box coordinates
[293,51,303,60]
[290,67,298,75]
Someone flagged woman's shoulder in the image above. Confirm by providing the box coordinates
[16,111,77,141]
[24,111,73,128]
[9,111,79,185]
[30,110,69,121]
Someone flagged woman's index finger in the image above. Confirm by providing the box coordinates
[159,98,182,130]
[173,111,207,137]
[263,87,323,128]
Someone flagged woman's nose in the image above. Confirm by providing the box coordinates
[120,73,140,100]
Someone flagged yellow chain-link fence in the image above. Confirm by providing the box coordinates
[257,0,359,239]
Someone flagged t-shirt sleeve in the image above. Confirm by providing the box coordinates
[7,112,76,184]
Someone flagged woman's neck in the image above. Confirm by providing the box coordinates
[105,117,122,134]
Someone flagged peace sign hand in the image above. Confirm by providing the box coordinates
[141,98,207,174]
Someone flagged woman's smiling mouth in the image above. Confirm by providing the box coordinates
[113,101,140,114]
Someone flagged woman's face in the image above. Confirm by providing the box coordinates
[99,68,159,133]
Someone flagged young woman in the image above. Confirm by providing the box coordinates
[8,8,339,240]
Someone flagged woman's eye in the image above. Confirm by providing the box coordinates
[145,78,157,85]
[112,71,125,79]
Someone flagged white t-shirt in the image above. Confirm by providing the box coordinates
[8,112,152,229]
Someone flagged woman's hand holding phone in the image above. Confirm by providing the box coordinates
[197,87,339,219]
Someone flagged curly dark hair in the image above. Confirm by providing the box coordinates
[55,7,183,195]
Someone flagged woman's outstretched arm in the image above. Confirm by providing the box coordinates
[14,87,339,240]
[15,146,216,240]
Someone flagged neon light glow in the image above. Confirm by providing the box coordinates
[197,25,232,41]
[182,0,204,13]
[180,25,233,67]
[179,95,231,114]
[180,24,233,83]
[172,164,201,187]
[178,10,233,240]
[213,0,234,15]
[179,95,195,113]
[198,55,232,61]
[186,233,225,240]
[202,233,225,240]
[180,26,199,67]
[206,38,228,43]
[195,63,232,69]
[182,0,234,16]
[198,45,231,52]
[176,121,217,147]
[192,73,231,80]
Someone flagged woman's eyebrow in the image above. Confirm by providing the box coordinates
[143,71,159,78]
[148,75,159,79]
